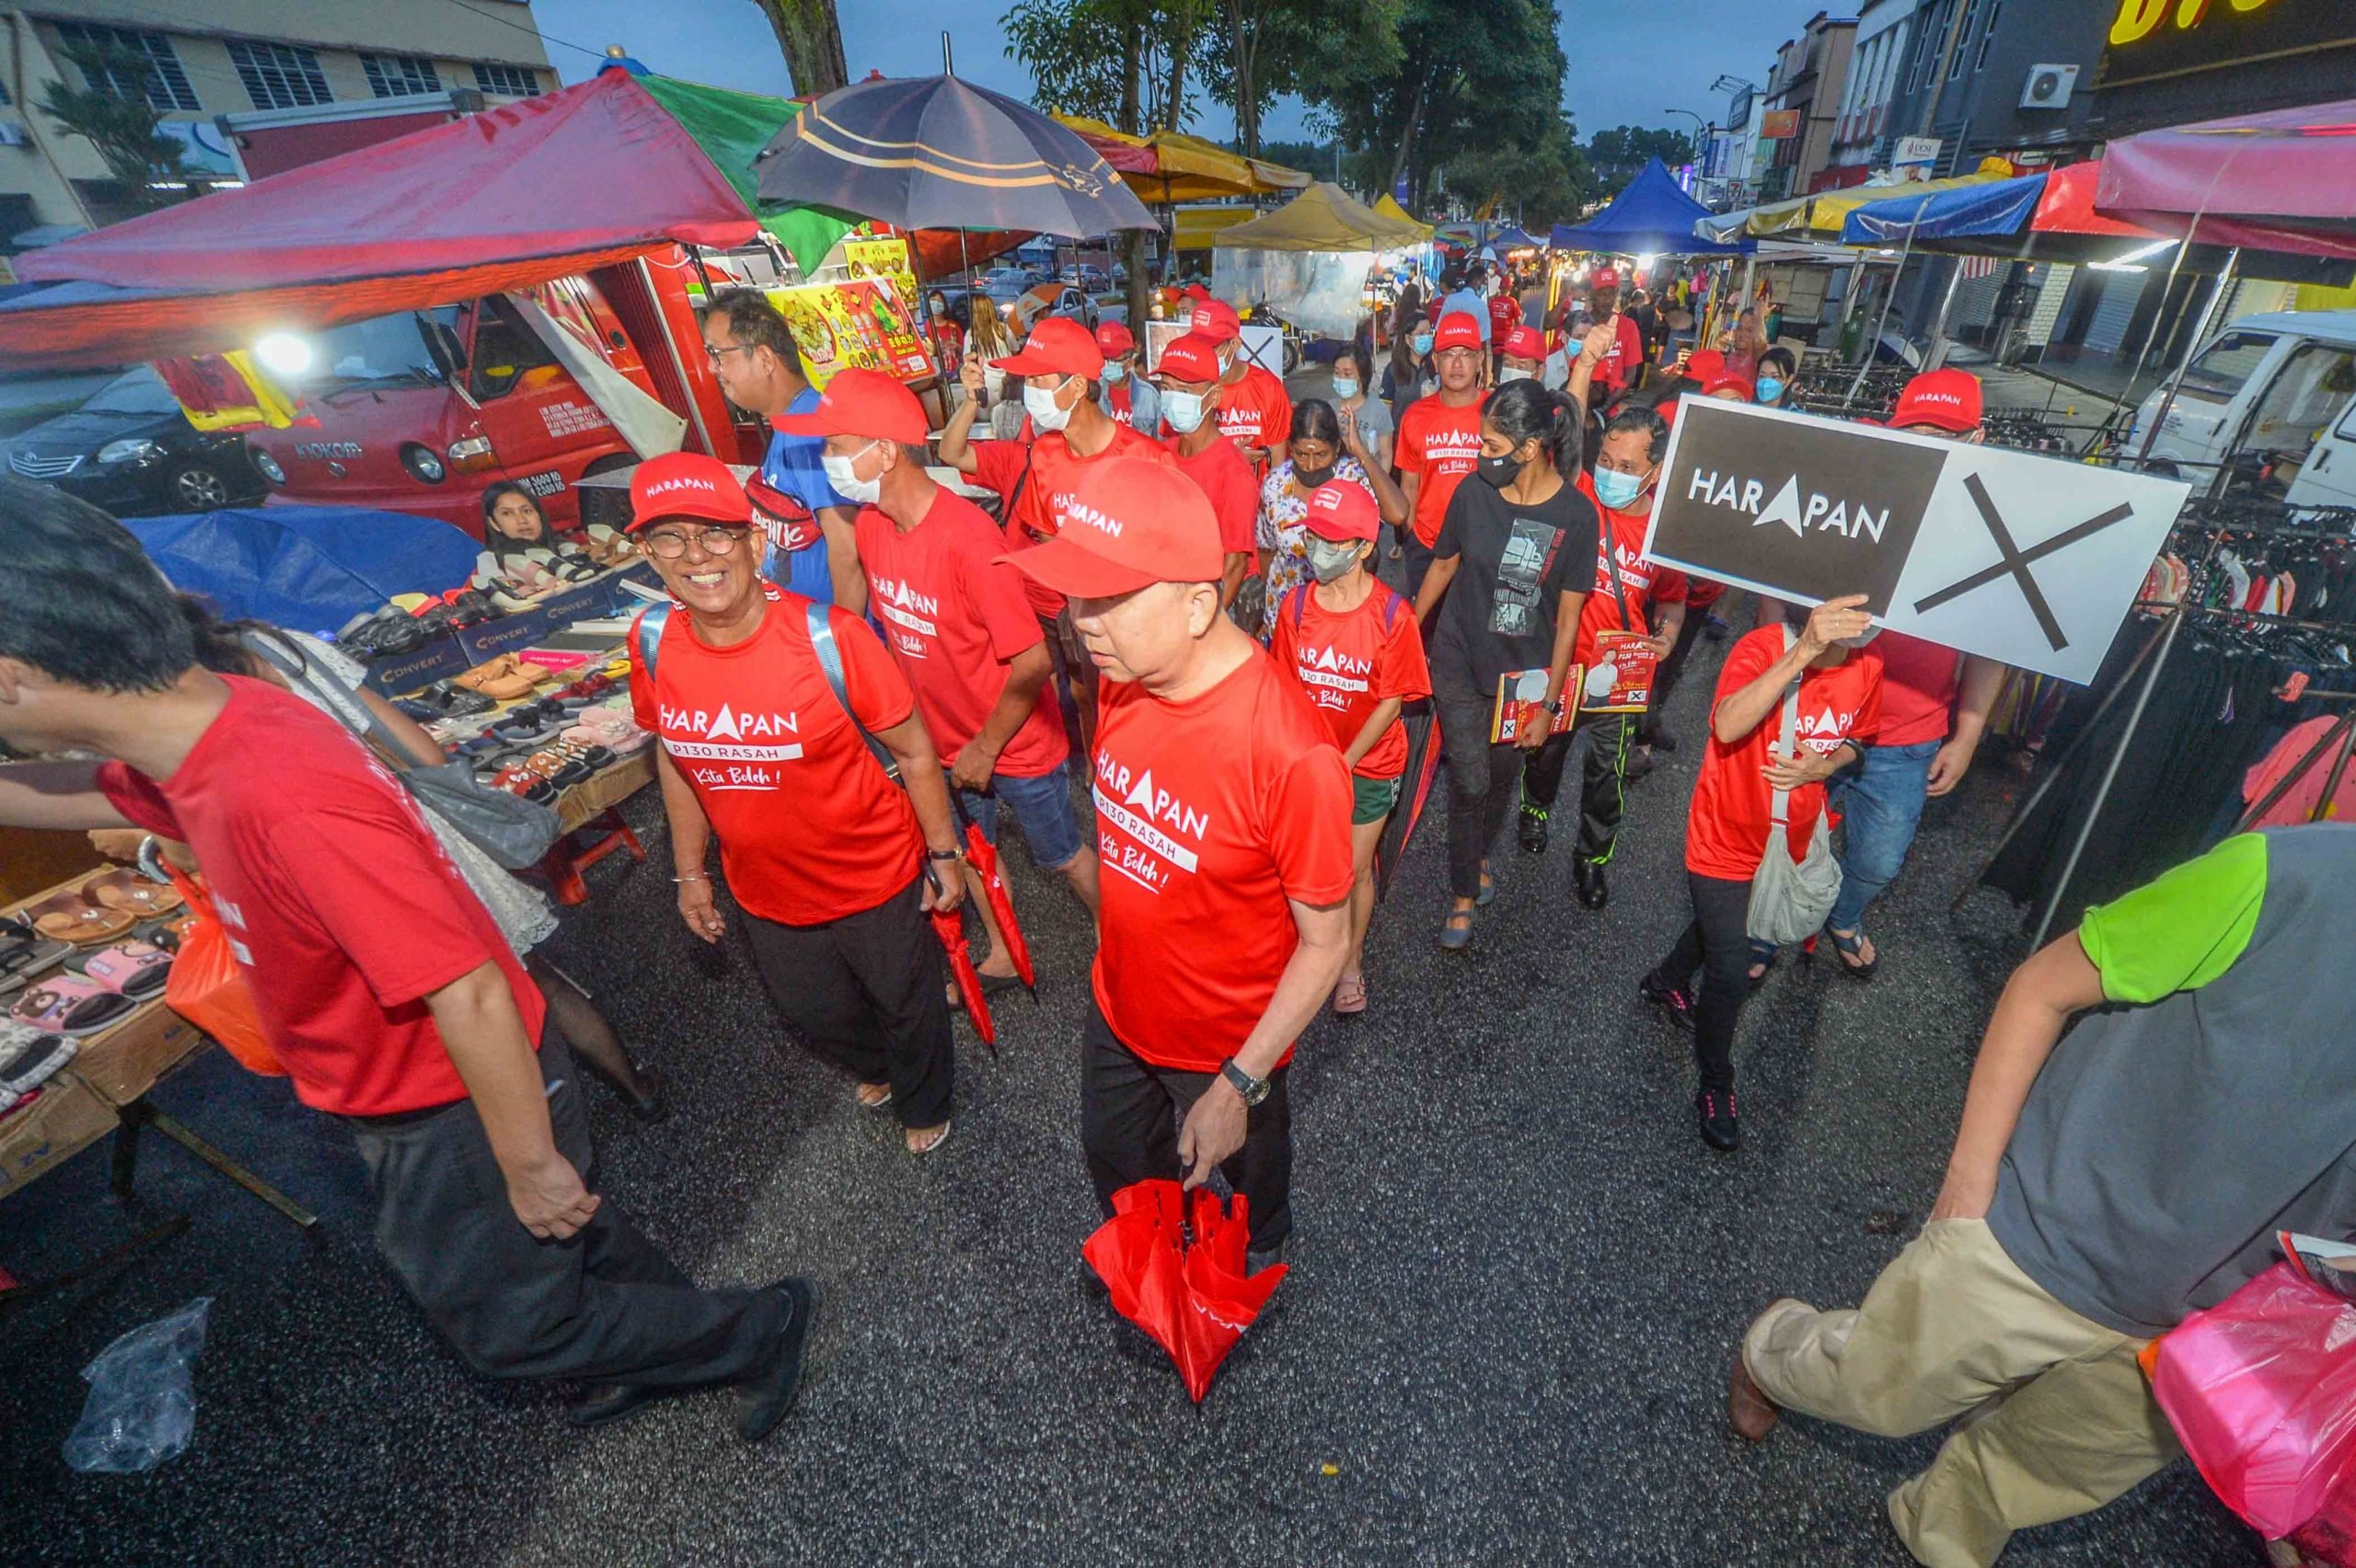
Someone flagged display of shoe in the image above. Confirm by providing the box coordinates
[1696,1089,1740,1152]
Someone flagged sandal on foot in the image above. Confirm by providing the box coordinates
[1747,938,1778,991]
[1438,907,1475,951]
[1332,974,1368,1015]
[856,1081,895,1112]
[1825,925,1878,981]
[1476,867,1497,907]
[907,1120,951,1156]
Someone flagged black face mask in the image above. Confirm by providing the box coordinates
[1294,461,1336,490]
[1476,451,1521,489]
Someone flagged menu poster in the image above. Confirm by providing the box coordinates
[763,280,933,387]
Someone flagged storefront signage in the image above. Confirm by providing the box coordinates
[1760,109,1803,140]
[2099,0,2356,87]
[1641,400,2190,684]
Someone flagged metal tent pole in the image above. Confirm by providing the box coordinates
[1923,258,1965,371]
[1845,197,1926,407]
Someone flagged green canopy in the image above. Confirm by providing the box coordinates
[637,74,853,271]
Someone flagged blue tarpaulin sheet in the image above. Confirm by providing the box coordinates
[1840,174,2045,246]
[120,505,479,633]
[1550,158,1752,256]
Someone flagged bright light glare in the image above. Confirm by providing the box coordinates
[1636,253,1657,271]
[254,332,313,376]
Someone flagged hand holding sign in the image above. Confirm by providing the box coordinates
[1800,594,1875,657]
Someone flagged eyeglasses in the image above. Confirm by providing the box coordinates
[702,342,757,366]
[641,526,747,559]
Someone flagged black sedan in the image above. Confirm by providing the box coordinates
[5,366,264,515]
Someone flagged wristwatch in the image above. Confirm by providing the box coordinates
[1218,1056,1270,1107]
[1543,697,1566,717]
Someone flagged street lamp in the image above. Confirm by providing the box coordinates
[1666,108,1711,167]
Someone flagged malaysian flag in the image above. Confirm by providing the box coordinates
[1960,256,2003,281]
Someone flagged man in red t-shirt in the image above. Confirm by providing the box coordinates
[1191,298,1292,472]
[1583,265,1648,400]
[0,482,811,1438]
[937,316,1171,753]
[1394,310,1490,598]
[1094,319,1159,437]
[1642,596,1883,1153]
[781,369,1101,982]
[625,454,968,1157]
[1515,408,1686,907]
[1153,331,1259,610]
[1002,455,1353,1264]
[1823,370,2009,978]
[1266,481,1430,1018]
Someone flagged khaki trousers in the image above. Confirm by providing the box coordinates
[1742,1217,2182,1568]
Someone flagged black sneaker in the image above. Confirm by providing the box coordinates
[1518,801,1550,854]
[735,1277,816,1442]
[1697,1089,1741,1152]
[1574,858,1610,909]
[1637,973,1693,1032]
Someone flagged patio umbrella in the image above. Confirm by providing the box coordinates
[754,75,1156,238]
[950,793,1035,994]
[1082,1179,1287,1402]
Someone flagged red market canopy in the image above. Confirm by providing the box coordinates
[2097,98,2356,261]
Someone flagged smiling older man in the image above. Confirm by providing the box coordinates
[625,453,966,1155]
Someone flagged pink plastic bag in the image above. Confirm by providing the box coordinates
[2150,1262,2356,1563]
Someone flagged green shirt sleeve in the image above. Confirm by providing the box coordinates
[2078,833,2268,1005]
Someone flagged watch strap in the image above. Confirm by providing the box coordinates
[1218,1056,1269,1106]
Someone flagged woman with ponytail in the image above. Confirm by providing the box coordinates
[1409,380,1597,950]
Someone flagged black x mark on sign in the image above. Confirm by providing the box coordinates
[1911,473,2136,651]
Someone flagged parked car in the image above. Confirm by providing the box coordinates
[1011,282,1102,334]
[2126,309,2356,508]
[1068,264,1112,294]
[5,365,264,516]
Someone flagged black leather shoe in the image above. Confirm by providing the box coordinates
[1649,732,1679,754]
[1697,1089,1741,1153]
[736,1277,816,1442]
[1574,858,1610,909]
[563,1382,666,1430]
[1517,801,1550,854]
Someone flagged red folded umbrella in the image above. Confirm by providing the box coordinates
[1082,1179,1287,1402]
[925,867,996,1052]
[950,793,1035,993]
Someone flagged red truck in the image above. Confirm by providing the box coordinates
[243,258,763,535]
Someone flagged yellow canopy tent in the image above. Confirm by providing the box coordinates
[1372,192,1432,237]
[1048,117,1308,202]
[1211,181,1431,252]
[1211,182,1430,336]
[1173,206,1260,250]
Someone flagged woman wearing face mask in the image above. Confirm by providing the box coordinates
[1253,401,1372,636]
[1268,480,1431,1016]
[1093,319,1161,435]
[924,289,964,381]
[1754,345,1796,409]
[964,298,1024,441]
[1639,594,1882,1153]
[1496,325,1548,386]
[1381,298,1437,428]
[1408,380,1597,951]
[1153,332,1260,611]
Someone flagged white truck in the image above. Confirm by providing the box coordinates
[2127,309,2356,509]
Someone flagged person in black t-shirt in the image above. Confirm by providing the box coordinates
[1410,380,1597,951]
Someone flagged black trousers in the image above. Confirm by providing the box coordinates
[1403,531,1438,603]
[351,1030,785,1388]
[1646,870,1755,1095]
[1080,1003,1293,1251]
[1435,686,1530,900]
[1519,710,1640,865]
[740,874,954,1129]
[1642,609,1711,744]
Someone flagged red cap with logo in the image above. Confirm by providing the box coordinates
[628,452,752,532]
[768,366,929,444]
[1702,366,1758,401]
[1094,320,1136,357]
[1499,325,1546,362]
[1589,265,1622,291]
[1189,298,1242,344]
[999,454,1225,596]
[1892,368,1983,432]
[1181,282,1211,302]
[993,315,1104,379]
[1302,479,1379,543]
[1432,311,1484,353]
[1155,332,1222,385]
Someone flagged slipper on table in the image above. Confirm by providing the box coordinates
[0,922,72,981]
[25,893,137,947]
[71,941,173,1002]
[12,974,137,1037]
[0,1022,76,1095]
[85,868,184,917]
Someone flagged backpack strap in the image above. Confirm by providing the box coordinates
[633,603,672,684]
[803,600,903,785]
[1288,582,1311,631]
[1380,584,1403,633]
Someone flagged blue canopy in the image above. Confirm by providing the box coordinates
[121,505,481,633]
[1550,159,1752,256]
[1839,174,2044,247]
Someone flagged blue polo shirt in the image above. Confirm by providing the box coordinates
[759,386,853,604]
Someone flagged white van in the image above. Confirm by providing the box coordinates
[2127,309,2356,510]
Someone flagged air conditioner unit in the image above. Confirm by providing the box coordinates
[2020,63,2080,110]
[0,121,28,148]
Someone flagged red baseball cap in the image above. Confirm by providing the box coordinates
[993,315,1103,379]
[1682,349,1727,384]
[1892,368,1983,432]
[1094,320,1136,357]
[1155,332,1221,385]
[1487,294,1521,329]
[999,454,1224,596]
[768,367,928,444]
[629,452,753,531]
[1499,325,1546,362]
[1190,298,1241,343]
[1589,265,1622,291]
[1302,479,1379,543]
[1702,367,1758,401]
[1181,282,1210,302]
[1433,312,1484,352]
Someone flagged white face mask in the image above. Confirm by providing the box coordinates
[1023,377,1075,432]
[820,440,884,505]
[1162,388,1207,434]
[1498,367,1533,384]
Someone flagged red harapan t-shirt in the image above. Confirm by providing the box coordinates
[1872,629,1966,748]
[1576,501,1688,665]
[1214,363,1293,460]
[854,486,1068,778]
[1686,626,1883,881]
[631,586,921,925]
[1091,651,1355,1072]
[97,676,545,1118]
[974,422,1170,618]
[1267,582,1432,779]
[1161,432,1261,559]
[1398,391,1490,548]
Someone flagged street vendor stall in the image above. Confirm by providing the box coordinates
[1210,182,1431,339]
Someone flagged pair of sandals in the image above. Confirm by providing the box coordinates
[562,708,651,755]
[854,1081,952,1156]
[1744,928,1878,991]
[398,681,495,722]
[9,948,164,1036]
[491,740,616,800]
[0,1023,78,1116]
[0,918,72,1001]
[455,654,554,702]
[572,526,636,568]
[24,870,183,947]
[1438,866,1498,951]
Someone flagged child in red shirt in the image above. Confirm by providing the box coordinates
[1267,482,1431,1017]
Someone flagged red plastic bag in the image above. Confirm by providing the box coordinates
[2149,1262,2356,1563]
[161,869,283,1078]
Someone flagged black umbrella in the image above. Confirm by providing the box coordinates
[754,74,1156,239]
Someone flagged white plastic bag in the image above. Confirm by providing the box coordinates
[63,1297,213,1474]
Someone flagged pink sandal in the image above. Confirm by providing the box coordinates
[1332,974,1369,1015]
